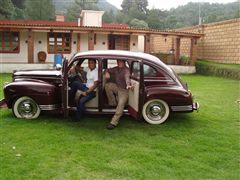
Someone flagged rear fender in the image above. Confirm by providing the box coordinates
[145,86,193,106]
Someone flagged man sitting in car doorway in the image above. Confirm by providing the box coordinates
[104,59,134,130]
[68,61,87,84]
[69,59,98,121]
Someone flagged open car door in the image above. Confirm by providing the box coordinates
[128,60,144,120]
[62,58,69,117]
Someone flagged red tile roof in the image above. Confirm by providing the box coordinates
[0,20,129,29]
[0,20,202,38]
[102,23,129,28]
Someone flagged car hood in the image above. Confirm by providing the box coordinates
[13,69,62,84]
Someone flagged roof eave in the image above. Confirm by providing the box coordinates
[0,24,203,38]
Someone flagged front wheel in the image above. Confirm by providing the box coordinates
[13,96,41,119]
[142,99,170,124]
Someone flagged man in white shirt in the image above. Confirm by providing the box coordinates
[70,59,98,121]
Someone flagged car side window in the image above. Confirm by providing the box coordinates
[131,61,140,79]
[143,64,157,77]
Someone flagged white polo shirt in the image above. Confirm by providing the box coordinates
[84,67,98,88]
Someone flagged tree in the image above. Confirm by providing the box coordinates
[164,15,178,29]
[129,18,148,28]
[115,11,129,24]
[146,9,162,29]
[12,0,25,9]
[129,4,146,20]
[102,9,115,23]
[25,0,55,20]
[121,0,133,14]
[12,0,26,19]
[0,0,15,20]
[121,0,149,26]
[66,0,98,21]
[135,0,148,15]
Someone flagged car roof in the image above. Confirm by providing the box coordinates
[73,50,173,74]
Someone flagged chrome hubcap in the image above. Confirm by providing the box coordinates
[146,102,166,121]
[151,105,161,116]
[18,100,37,118]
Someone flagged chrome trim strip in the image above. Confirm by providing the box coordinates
[144,79,174,82]
[85,109,99,112]
[68,107,129,114]
[39,104,61,110]
[171,105,193,111]
[69,107,99,112]
[102,109,128,113]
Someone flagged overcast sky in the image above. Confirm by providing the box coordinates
[106,0,237,10]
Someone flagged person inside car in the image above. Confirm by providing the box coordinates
[69,59,98,121]
[68,61,87,84]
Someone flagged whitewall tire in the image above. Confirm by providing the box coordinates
[13,96,41,119]
[142,99,170,124]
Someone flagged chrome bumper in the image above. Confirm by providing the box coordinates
[193,102,200,111]
[0,99,7,108]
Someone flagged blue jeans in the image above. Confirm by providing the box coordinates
[70,81,96,119]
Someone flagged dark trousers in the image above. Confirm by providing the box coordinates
[70,81,95,119]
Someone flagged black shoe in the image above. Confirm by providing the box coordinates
[71,115,80,122]
[106,123,116,130]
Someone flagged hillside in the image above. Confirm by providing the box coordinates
[53,0,118,13]
[52,0,239,29]
[169,1,239,27]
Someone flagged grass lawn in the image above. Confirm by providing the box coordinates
[0,74,239,179]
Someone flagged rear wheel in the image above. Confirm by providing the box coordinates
[13,96,41,119]
[142,99,170,124]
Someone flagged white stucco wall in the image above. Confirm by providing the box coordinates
[130,35,138,52]
[80,33,88,52]
[81,11,104,27]
[94,34,108,50]
[138,35,144,52]
[34,32,47,63]
[0,31,28,63]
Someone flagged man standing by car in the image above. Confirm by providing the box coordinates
[70,59,98,121]
[105,59,133,130]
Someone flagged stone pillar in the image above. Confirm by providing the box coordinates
[28,30,34,63]
[174,37,180,65]
[88,31,94,50]
[77,33,81,52]
[144,33,151,53]
[190,38,197,65]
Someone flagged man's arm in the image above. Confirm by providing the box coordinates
[125,68,134,90]
[82,81,98,96]
[125,68,131,86]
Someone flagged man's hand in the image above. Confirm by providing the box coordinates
[105,71,110,80]
[82,92,88,96]
[126,85,134,91]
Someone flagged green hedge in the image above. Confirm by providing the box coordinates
[196,60,240,80]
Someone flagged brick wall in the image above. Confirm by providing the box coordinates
[152,19,240,64]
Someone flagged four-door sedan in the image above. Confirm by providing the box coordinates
[0,50,199,124]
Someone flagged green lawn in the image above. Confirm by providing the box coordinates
[0,74,239,179]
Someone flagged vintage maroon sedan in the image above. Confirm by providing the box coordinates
[0,50,199,124]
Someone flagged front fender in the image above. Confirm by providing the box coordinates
[4,81,61,108]
[145,86,193,106]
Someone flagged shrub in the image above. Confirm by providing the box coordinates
[180,55,190,65]
[196,60,240,80]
